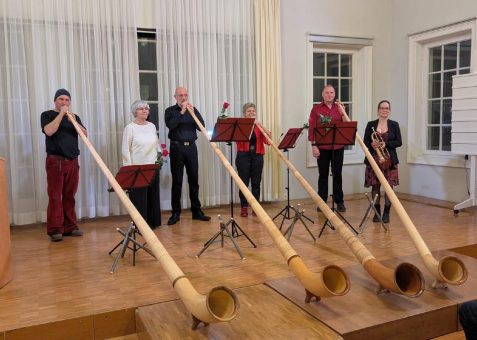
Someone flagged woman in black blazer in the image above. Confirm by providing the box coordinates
[363,100,402,223]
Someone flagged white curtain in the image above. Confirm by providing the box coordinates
[254,0,282,201]
[0,0,139,225]
[154,0,257,209]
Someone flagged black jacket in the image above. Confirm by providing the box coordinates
[363,119,402,167]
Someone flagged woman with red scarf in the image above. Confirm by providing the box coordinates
[235,103,271,217]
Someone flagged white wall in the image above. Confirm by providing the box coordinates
[281,0,477,203]
[388,0,477,203]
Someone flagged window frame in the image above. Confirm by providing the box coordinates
[407,19,477,167]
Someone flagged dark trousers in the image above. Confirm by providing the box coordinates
[460,301,477,340]
[129,171,161,228]
[170,142,201,214]
[317,148,344,204]
[236,151,264,207]
[45,155,79,235]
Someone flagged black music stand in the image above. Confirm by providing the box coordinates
[108,164,159,273]
[312,121,359,237]
[272,128,315,241]
[196,118,256,260]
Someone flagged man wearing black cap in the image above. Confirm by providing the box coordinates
[164,86,211,225]
[41,89,87,242]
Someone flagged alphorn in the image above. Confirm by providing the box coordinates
[255,124,425,297]
[187,108,349,302]
[338,105,468,287]
[66,113,238,329]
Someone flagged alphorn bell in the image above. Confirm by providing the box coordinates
[186,107,350,302]
[337,104,468,287]
[255,124,425,297]
[65,112,239,329]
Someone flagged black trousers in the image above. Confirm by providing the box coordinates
[317,148,344,204]
[129,171,161,228]
[169,142,201,214]
[236,150,264,207]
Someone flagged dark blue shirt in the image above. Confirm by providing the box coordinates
[164,104,206,142]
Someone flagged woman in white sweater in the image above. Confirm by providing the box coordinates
[122,100,162,228]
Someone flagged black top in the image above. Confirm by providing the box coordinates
[40,110,86,159]
[363,119,402,166]
[164,104,206,142]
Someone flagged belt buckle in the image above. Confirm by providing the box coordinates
[184,142,190,146]
[250,145,256,151]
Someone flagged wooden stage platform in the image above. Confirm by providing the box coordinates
[1,195,476,339]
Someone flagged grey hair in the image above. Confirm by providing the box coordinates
[242,102,256,114]
[130,100,150,117]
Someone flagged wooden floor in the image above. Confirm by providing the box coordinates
[1,194,476,338]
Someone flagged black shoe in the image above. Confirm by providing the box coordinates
[167,213,181,225]
[63,228,84,237]
[192,210,211,221]
[336,203,346,212]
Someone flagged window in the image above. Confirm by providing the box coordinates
[427,39,471,151]
[313,52,353,117]
[408,19,475,166]
[137,29,159,129]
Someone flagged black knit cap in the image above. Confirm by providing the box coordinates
[54,88,71,101]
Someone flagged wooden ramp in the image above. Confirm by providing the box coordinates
[267,251,477,340]
[135,284,341,339]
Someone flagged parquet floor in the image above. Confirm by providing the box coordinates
[1,194,476,334]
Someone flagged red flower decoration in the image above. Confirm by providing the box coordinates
[221,101,230,114]
[161,143,169,157]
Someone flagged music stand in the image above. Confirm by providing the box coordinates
[312,121,359,237]
[196,118,256,260]
[108,164,159,273]
[272,128,315,241]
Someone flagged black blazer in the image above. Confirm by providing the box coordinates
[363,119,402,167]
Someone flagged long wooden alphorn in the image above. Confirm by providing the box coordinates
[66,113,239,329]
[338,105,468,287]
[256,124,425,297]
[187,108,349,302]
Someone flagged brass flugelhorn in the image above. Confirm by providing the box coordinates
[65,112,239,329]
[337,104,468,287]
[371,127,390,164]
[255,124,425,298]
[187,107,350,302]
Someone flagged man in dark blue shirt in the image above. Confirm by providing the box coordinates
[165,87,210,225]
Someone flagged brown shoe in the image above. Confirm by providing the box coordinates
[240,207,248,217]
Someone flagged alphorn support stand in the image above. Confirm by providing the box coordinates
[272,128,314,241]
[313,121,359,238]
[108,164,159,273]
[196,118,256,259]
[357,193,388,234]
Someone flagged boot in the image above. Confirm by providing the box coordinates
[240,206,248,217]
[372,204,381,222]
[382,205,391,223]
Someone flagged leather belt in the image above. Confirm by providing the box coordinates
[170,141,193,146]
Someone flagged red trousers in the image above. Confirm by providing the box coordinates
[45,155,79,235]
